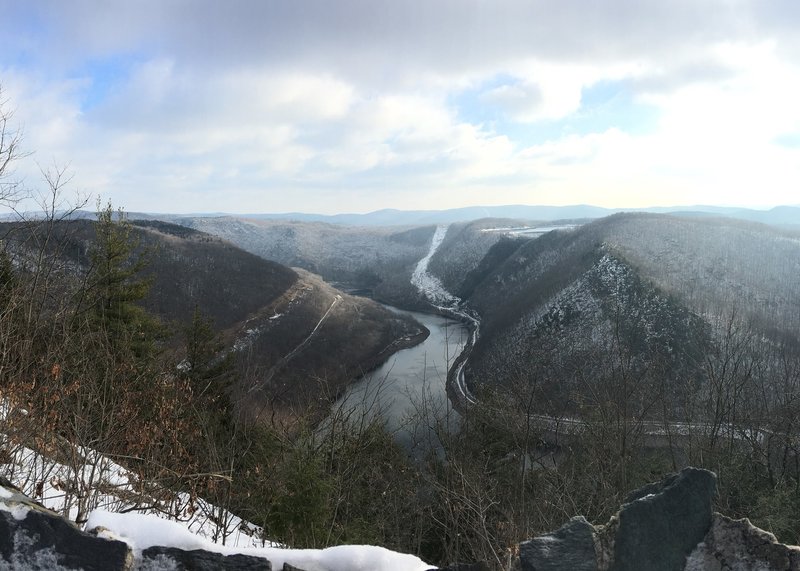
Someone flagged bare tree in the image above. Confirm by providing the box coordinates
[0,86,27,207]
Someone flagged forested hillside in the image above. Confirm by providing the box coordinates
[457,213,800,429]
[426,219,524,296]
[465,213,800,339]
[0,215,424,411]
[175,216,436,307]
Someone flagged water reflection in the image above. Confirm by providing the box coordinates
[329,307,469,452]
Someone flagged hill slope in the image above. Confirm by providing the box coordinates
[173,216,437,307]
[460,213,800,416]
[0,219,425,411]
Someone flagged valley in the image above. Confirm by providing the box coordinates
[4,204,800,569]
[7,6,800,567]
[134,210,800,447]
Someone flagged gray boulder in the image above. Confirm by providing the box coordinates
[139,546,271,570]
[517,467,717,571]
[0,481,132,570]
[685,513,800,571]
[609,467,716,571]
[519,516,598,571]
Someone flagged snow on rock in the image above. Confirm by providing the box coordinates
[412,225,459,307]
[87,510,208,553]
[0,483,132,570]
[2,405,432,568]
[87,510,435,571]
[1,498,30,521]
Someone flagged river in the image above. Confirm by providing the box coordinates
[328,224,476,450]
[330,306,469,449]
[333,222,738,456]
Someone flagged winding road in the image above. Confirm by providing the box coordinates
[410,225,773,450]
[248,293,343,394]
[282,294,342,363]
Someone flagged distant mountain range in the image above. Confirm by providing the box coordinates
[98,204,800,228]
[6,204,800,228]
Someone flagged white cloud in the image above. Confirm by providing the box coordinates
[3,2,800,212]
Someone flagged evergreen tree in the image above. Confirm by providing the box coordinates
[182,305,233,403]
[84,202,162,358]
[181,305,235,442]
[0,249,14,307]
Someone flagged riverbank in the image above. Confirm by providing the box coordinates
[439,306,480,412]
[331,224,482,426]
[332,307,469,445]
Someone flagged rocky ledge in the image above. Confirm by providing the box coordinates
[0,475,489,570]
[518,467,800,571]
[2,470,799,570]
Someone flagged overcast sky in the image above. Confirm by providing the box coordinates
[2,1,800,214]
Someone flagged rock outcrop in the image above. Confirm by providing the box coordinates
[685,514,800,570]
[0,477,131,570]
[519,516,597,571]
[1,477,440,570]
[4,468,800,570]
[603,467,716,571]
[139,546,272,570]
[518,467,800,571]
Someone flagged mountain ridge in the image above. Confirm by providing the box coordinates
[6,204,800,228]
[451,213,800,416]
[0,218,426,412]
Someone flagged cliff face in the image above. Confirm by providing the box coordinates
[518,467,800,571]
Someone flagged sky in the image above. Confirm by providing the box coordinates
[1,0,800,214]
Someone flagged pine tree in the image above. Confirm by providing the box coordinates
[181,305,235,424]
[85,202,162,358]
[183,307,231,390]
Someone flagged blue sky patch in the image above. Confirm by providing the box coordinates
[451,76,659,149]
[76,55,142,112]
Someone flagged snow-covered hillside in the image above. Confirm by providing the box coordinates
[466,244,710,415]
[0,419,265,547]
[0,412,435,570]
[411,225,460,307]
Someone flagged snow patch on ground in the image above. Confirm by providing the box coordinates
[411,225,459,307]
[481,224,579,237]
[1,406,434,569]
[0,433,267,547]
[88,511,434,571]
